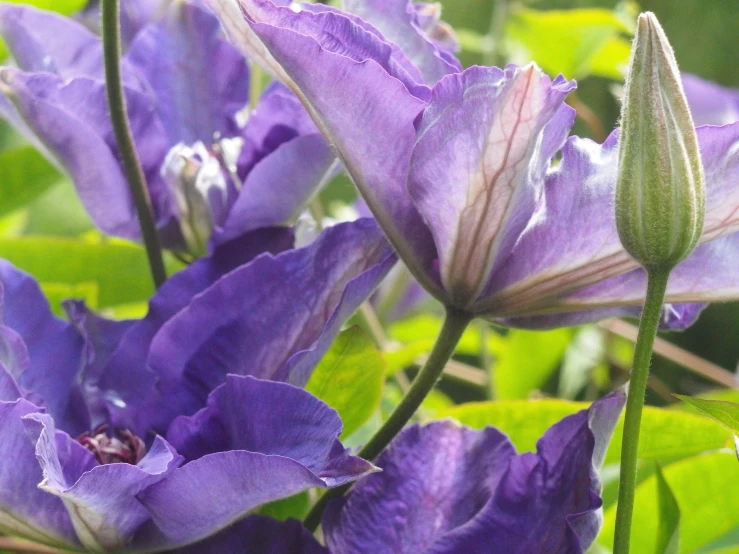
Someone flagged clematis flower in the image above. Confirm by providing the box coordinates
[0,219,393,552]
[0,2,335,254]
[682,73,739,126]
[208,0,739,329]
[323,389,626,554]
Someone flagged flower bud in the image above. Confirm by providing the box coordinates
[615,12,705,271]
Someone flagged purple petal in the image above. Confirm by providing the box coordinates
[138,376,376,549]
[323,421,516,554]
[0,359,23,402]
[218,133,336,243]
[0,260,87,435]
[208,0,441,296]
[23,413,183,552]
[343,0,461,85]
[63,300,135,428]
[0,69,173,239]
[408,64,575,306]
[425,389,626,554]
[481,121,739,323]
[682,73,739,126]
[0,3,144,88]
[0,399,78,548]
[125,1,249,145]
[101,227,293,424]
[170,515,327,554]
[145,219,394,426]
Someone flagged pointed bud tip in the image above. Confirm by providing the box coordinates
[615,11,705,271]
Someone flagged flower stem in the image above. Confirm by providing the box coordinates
[485,0,509,67]
[101,0,167,288]
[303,307,473,531]
[613,269,670,554]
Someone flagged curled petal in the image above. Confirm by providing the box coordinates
[145,219,394,427]
[324,421,515,554]
[343,0,461,85]
[0,399,77,548]
[138,376,376,549]
[23,413,182,552]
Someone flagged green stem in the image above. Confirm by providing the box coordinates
[613,270,670,554]
[101,0,167,288]
[303,307,473,531]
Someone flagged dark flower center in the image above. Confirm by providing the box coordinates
[77,425,146,465]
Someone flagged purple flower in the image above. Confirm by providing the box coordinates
[208,0,739,329]
[323,389,626,554]
[0,2,335,253]
[682,73,739,127]
[0,219,394,551]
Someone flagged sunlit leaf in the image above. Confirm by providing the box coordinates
[306,326,385,438]
[506,5,635,79]
[655,464,681,554]
[490,328,573,400]
[259,493,309,522]
[2,0,87,15]
[675,395,739,458]
[598,452,739,553]
[24,181,94,237]
[0,146,61,218]
[436,399,729,465]
[0,235,181,309]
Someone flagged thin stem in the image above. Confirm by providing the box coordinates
[613,270,670,554]
[101,0,167,288]
[250,61,264,111]
[304,307,473,531]
[484,0,510,67]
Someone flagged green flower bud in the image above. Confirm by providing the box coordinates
[615,12,705,272]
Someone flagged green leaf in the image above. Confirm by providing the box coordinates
[675,396,739,436]
[0,235,181,310]
[306,326,385,438]
[598,452,739,553]
[436,399,729,465]
[2,0,87,15]
[24,181,94,237]
[490,328,573,399]
[675,395,739,458]
[506,5,635,79]
[258,492,309,521]
[655,464,681,554]
[0,147,61,217]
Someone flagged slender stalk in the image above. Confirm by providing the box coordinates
[304,307,473,531]
[613,270,670,554]
[101,0,167,288]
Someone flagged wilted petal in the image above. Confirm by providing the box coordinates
[682,73,739,126]
[23,413,182,552]
[323,421,515,554]
[208,0,441,295]
[0,69,172,239]
[218,133,336,243]
[171,515,328,554]
[409,64,575,306]
[0,399,78,548]
[342,0,461,85]
[126,1,249,145]
[0,261,87,435]
[145,220,394,426]
[425,389,625,554]
[138,376,376,549]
